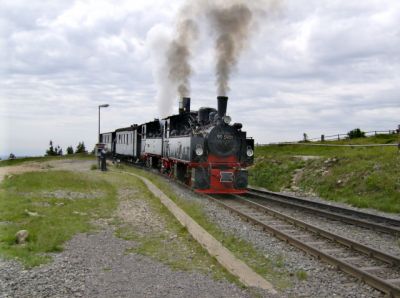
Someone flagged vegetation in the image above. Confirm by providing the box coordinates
[251,134,400,213]
[66,146,74,155]
[114,165,291,290]
[0,171,117,267]
[0,154,95,168]
[347,128,365,139]
[45,140,63,156]
[108,172,236,283]
[296,270,308,281]
[75,142,87,154]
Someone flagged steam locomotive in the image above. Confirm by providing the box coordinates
[99,96,254,194]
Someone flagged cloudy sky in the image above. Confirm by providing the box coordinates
[1,0,399,157]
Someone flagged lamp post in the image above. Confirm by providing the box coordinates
[98,104,109,143]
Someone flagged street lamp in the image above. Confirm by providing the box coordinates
[98,104,109,143]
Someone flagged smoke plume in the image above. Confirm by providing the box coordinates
[151,0,280,116]
[167,19,198,98]
[208,4,252,96]
[208,0,281,96]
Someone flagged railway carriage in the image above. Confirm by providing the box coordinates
[114,125,141,161]
[99,132,115,155]
[141,119,163,168]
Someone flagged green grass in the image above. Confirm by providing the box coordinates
[251,134,400,213]
[0,154,95,168]
[295,270,308,281]
[107,171,238,283]
[113,165,291,290]
[0,171,117,267]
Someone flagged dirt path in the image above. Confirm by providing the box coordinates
[0,159,96,183]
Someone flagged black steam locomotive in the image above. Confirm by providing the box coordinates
[100,96,254,194]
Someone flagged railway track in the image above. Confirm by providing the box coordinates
[209,195,400,297]
[247,187,400,236]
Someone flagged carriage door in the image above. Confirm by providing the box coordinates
[163,120,170,157]
[141,125,146,154]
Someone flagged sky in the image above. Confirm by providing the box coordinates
[1,0,399,157]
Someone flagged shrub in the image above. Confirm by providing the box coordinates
[347,128,365,139]
[66,146,74,155]
[76,142,87,154]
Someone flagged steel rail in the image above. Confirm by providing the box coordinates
[209,195,400,297]
[247,187,400,236]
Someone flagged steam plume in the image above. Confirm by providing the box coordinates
[208,0,280,96]
[167,19,198,98]
[209,4,252,95]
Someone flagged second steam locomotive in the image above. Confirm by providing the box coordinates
[100,96,254,194]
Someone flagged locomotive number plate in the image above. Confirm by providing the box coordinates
[217,134,233,140]
[220,172,234,183]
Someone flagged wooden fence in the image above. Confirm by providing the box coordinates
[258,128,400,147]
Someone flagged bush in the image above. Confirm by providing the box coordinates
[45,141,62,156]
[66,146,74,155]
[76,142,87,154]
[347,128,365,139]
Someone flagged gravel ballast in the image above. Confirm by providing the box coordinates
[167,180,385,297]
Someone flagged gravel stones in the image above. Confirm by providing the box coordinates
[165,180,384,297]
[15,230,29,244]
[0,229,253,298]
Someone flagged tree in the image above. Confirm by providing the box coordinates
[302,133,309,142]
[46,140,57,156]
[347,128,365,139]
[66,146,74,155]
[76,142,87,154]
[56,146,63,156]
[9,153,16,160]
[45,141,63,156]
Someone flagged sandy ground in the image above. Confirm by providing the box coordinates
[0,159,96,183]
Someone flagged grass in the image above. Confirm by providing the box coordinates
[113,165,291,290]
[0,171,117,267]
[0,154,95,168]
[251,134,400,213]
[106,171,238,283]
[295,270,308,281]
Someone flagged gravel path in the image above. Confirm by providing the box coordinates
[166,180,384,298]
[0,229,253,298]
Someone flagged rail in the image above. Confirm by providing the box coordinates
[247,187,400,236]
[209,195,400,297]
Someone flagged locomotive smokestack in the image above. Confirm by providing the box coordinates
[179,97,191,114]
[183,97,191,113]
[179,98,184,114]
[217,96,228,117]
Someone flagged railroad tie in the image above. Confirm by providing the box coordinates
[339,257,364,263]
[321,248,343,254]
[386,278,400,285]
[305,241,326,247]
[359,266,386,272]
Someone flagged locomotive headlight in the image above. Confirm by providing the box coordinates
[246,146,254,157]
[195,144,204,156]
[223,115,232,125]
